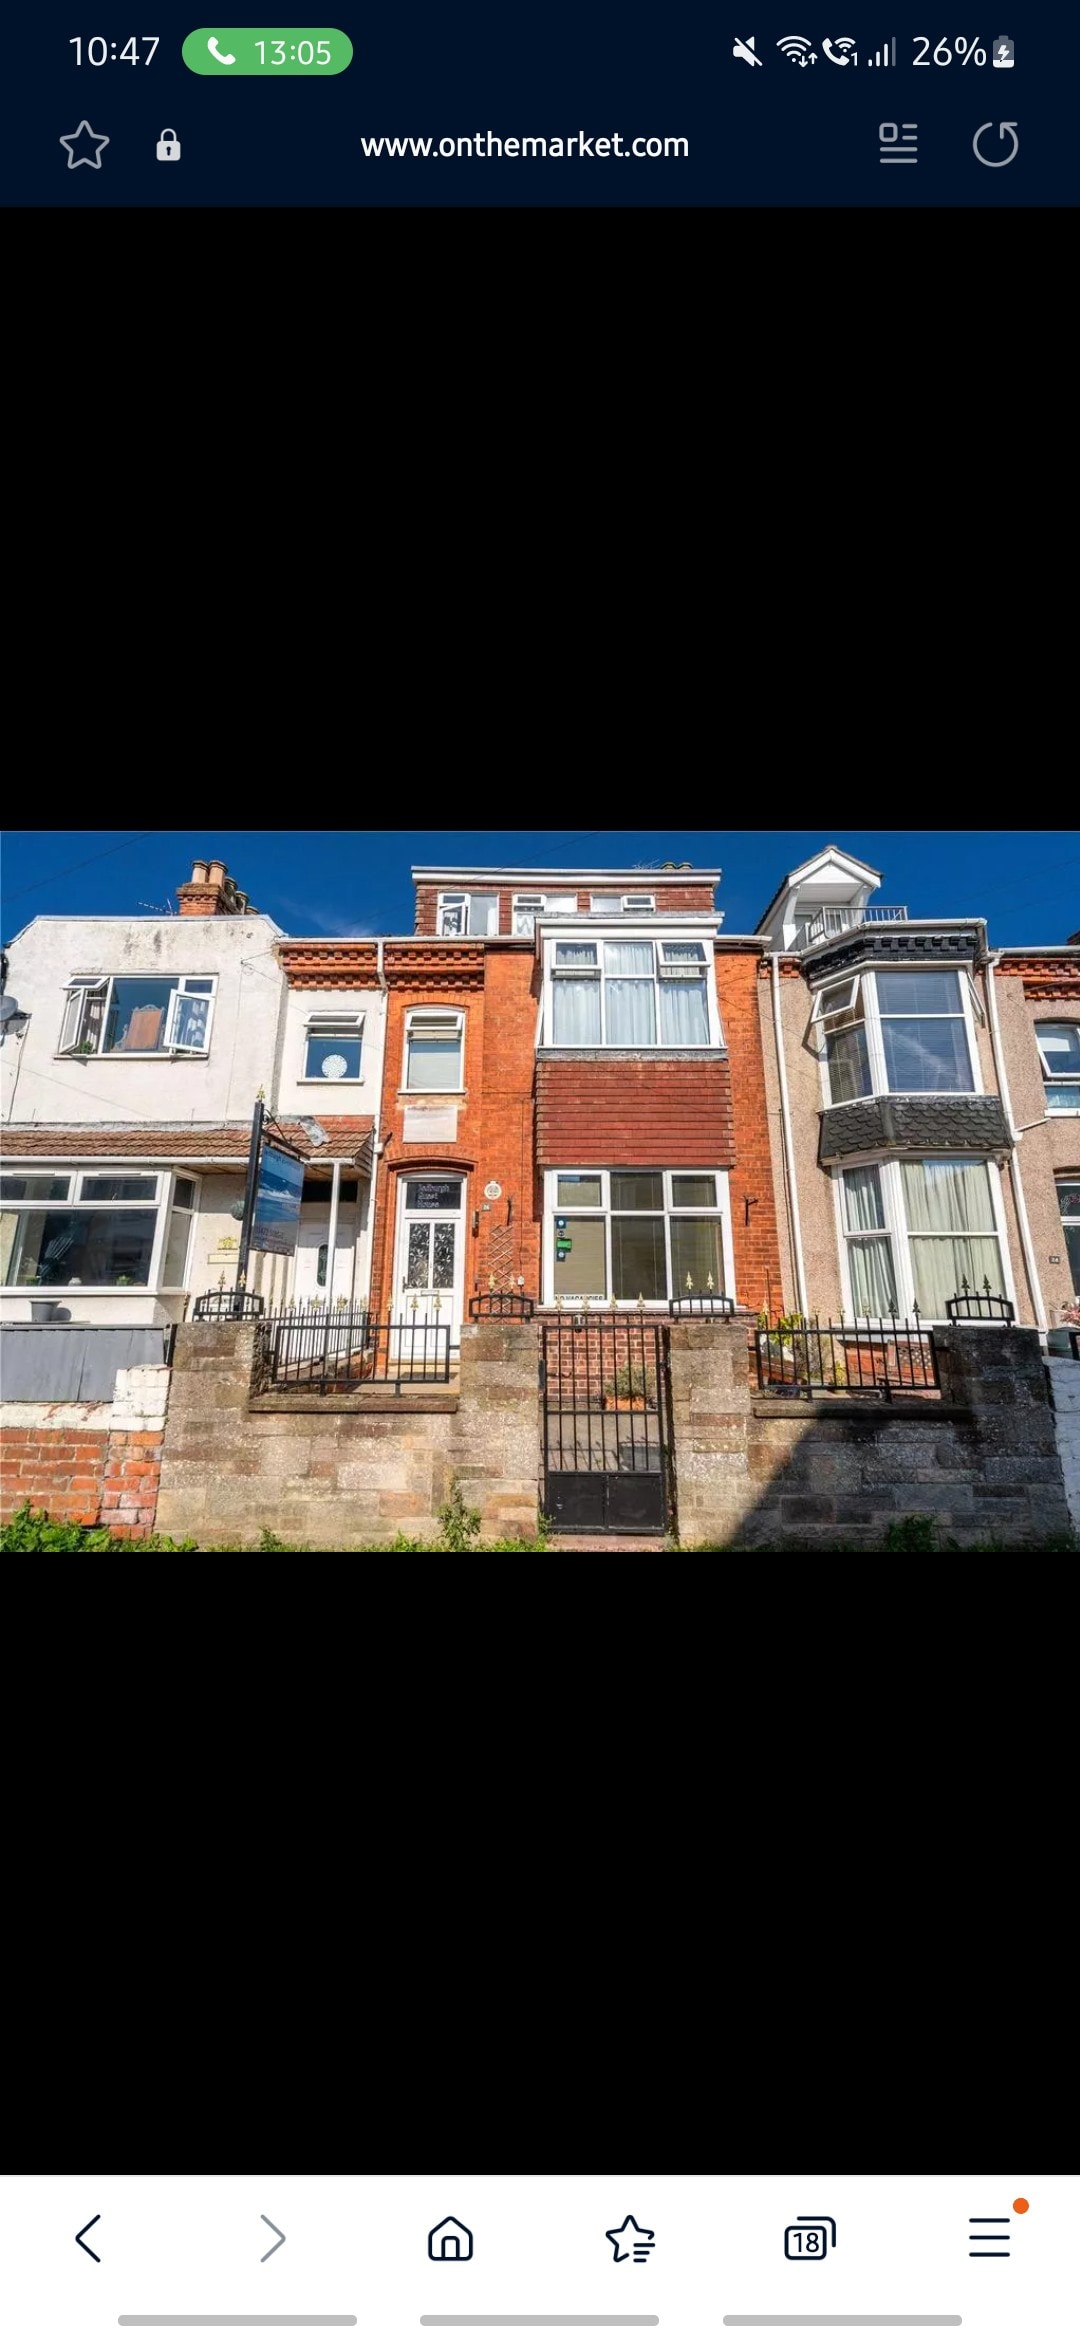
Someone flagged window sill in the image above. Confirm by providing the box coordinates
[296,1077,366,1087]
[2,1285,154,1296]
[398,1089,467,1100]
[55,1051,211,1063]
[1044,1105,1080,1115]
[537,1045,725,1059]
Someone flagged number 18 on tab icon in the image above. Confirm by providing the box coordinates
[785,2216,837,2261]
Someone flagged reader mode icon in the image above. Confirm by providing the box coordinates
[785,2216,837,2261]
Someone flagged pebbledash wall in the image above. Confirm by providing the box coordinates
[1,1364,171,1538]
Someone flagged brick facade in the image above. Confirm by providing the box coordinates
[718,951,784,1313]
[1,1418,111,1526]
[413,882,720,934]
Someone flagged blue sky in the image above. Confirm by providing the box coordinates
[3,830,1078,947]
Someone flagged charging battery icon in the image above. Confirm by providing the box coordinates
[784,2217,837,2262]
[993,34,1015,65]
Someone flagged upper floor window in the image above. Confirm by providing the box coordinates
[589,892,656,913]
[59,974,216,1057]
[404,1009,464,1090]
[304,1013,364,1081]
[548,937,715,1048]
[1037,1022,1080,1113]
[816,966,981,1102]
[512,891,577,936]
[437,891,498,936]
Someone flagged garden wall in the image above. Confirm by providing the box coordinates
[669,1319,1071,1549]
[1047,1356,1080,1535]
[1,1364,172,1539]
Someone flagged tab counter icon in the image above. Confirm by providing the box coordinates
[785,2216,837,2260]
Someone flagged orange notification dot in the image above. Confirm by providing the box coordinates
[1013,2198,1030,2214]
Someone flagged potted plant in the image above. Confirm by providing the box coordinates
[602,1362,655,1411]
[1048,1300,1080,1356]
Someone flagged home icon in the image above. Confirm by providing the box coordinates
[429,2217,473,2262]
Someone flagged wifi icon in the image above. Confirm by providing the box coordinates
[777,34,817,64]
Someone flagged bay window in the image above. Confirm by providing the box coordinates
[1036,1022,1080,1113]
[839,1157,1006,1320]
[0,1168,197,1290]
[547,1170,729,1305]
[817,966,980,1102]
[548,937,716,1048]
[1057,1178,1080,1290]
[60,974,216,1056]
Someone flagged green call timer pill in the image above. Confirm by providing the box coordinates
[183,27,354,71]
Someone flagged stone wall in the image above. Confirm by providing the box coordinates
[669,1319,1070,1549]
[154,1319,539,1549]
[1,1363,171,1539]
[1047,1357,1080,1535]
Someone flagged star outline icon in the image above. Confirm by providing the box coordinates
[605,2214,656,2264]
[60,120,110,169]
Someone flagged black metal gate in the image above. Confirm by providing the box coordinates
[540,1314,671,1534]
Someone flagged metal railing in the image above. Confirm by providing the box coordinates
[259,1309,451,1393]
[799,904,909,945]
[945,1281,1015,1323]
[469,1290,536,1319]
[754,1313,939,1400]
[192,1288,265,1319]
[670,1291,736,1318]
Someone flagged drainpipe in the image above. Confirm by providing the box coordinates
[364,937,390,1315]
[984,946,1047,1330]
[324,1159,342,1316]
[770,951,808,1317]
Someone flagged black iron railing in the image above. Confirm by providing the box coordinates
[754,1314,939,1401]
[469,1290,536,1319]
[259,1309,451,1394]
[192,1288,266,1320]
[945,1280,1015,1323]
[670,1292,736,1318]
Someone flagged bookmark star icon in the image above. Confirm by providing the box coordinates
[605,2215,656,2264]
[60,121,110,168]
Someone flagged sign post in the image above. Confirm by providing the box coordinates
[235,1099,265,1297]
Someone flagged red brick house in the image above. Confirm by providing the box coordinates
[278,864,783,1345]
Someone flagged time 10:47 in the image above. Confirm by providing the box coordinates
[69,35,160,62]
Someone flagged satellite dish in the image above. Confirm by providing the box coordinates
[0,994,21,1025]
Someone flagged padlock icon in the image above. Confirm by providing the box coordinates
[156,127,181,161]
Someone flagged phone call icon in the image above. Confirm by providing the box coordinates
[207,35,236,62]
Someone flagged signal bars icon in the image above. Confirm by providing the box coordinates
[866,38,898,65]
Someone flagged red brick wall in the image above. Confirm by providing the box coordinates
[370,950,541,1314]
[722,954,783,1313]
[1,1423,163,1539]
[536,1057,734,1168]
[414,883,718,934]
[1,1427,109,1526]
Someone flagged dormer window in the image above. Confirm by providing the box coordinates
[512,891,578,936]
[589,892,657,913]
[437,891,499,937]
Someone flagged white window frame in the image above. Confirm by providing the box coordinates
[58,973,217,1058]
[589,892,657,913]
[814,965,982,1107]
[0,1164,178,1293]
[542,1168,734,1308]
[512,890,578,936]
[301,1011,365,1084]
[543,932,722,1050]
[436,890,499,937]
[1036,1020,1080,1114]
[833,1156,1015,1324]
[402,1008,465,1093]
[1056,1177,1080,1289]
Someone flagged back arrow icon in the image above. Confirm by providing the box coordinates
[76,2215,101,2262]
[260,2215,286,2261]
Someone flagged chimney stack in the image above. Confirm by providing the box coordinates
[177,857,250,917]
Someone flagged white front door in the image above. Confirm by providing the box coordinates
[394,1177,466,1348]
[294,1200,357,1305]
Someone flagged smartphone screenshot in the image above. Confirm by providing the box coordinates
[1,2176,1073,2334]
[5,16,1074,204]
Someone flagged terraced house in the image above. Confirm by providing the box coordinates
[754,843,1080,1335]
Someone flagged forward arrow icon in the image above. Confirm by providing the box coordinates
[260,2215,286,2261]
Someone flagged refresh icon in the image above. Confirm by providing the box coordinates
[974,120,1019,164]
